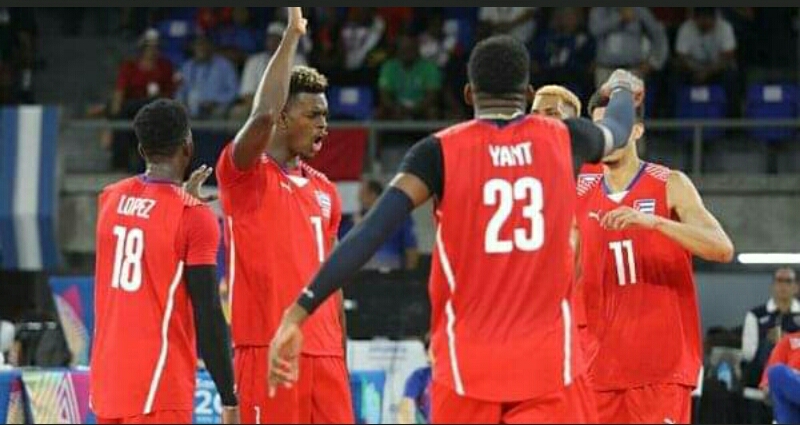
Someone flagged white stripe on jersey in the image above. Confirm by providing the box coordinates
[228,217,236,316]
[436,225,466,396]
[561,300,573,386]
[144,261,185,414]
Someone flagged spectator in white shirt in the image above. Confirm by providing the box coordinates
[674,7,741,115]
[478,7,538,45]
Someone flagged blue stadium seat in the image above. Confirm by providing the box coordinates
[745,84,799,142]
[328,86,375,120]
[156,19,196,68]
[675,85,727,141]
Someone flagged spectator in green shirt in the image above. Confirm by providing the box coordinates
[378,33,442,120]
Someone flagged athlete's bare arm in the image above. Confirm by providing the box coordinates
[602,171,734,263]
[231,7,306,170]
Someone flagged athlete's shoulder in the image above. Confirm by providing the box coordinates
[299,162,333,187]
[577,169,604,197]
[644,162,672,182]
[101,176,139,195]
[434,119,479,139]
[170,186,207,208]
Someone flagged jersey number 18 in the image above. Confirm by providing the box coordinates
[111,226,144,293]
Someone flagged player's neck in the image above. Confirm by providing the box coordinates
[144,163,182,185]
[605,155,643,193]
[474,100,526,120]
[267,142,299,170]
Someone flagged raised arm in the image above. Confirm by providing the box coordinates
[231,7,307,170]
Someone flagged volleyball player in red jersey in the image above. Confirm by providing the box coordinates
[91,99,238,424]
[215,8,351,425]
[575,88,735,424]
[269,36,644,424]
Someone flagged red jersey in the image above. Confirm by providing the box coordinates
[91,177,220,418]
[576,162,702,391]
[429,116,583,403]
[216,144,343,356]
[761,332,800,388]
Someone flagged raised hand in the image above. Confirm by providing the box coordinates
[183,165,218,203]
[601,69,645,107]
[287,7,308,36]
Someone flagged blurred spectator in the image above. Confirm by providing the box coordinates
[340,180,419,272]
[531,7,595,100]
[589,7,668,88]
[212,7,260,69]
[762,332,800,425]
[340,8,386,81]
[0,321,13,368]
[478,7,538,44]
[233,22,308,118]
[674,7,740,115]
[417,9,467,119]
[175,33,239,119]
[377,7,415,41]
[107,29,175,171]
[398,335,432,424]
[0,7,37,104]
[378,33,442,120]
[309,7,345,79]
[418,11,458,68]
[742,268,800,424]
[112,29,176,118]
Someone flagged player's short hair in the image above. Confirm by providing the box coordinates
[364,180,384,197]
[468,35,530,97]
[289,66,329,99]
[587,90,645,122]
[535,85,583,116]
[133,99,190,158]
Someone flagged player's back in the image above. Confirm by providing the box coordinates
[91,177,202,418]
[576,163,702,391]
[429,115,582,403]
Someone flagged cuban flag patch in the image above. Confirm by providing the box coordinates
[315,191,332,220]
[633,199,657,215]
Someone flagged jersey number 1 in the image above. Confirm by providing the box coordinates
[111,226,144,292]
[484,178,544,254]
[609,240,637,286]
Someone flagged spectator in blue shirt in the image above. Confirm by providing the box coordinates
[399,335,432,424]
[212,7,259,69]
[339,180,420,272]
[175,33,239,119]
[531,7,595,100]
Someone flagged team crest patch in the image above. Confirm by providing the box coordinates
[315,191,332,220]
[633,199,657,215]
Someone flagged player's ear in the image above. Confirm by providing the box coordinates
[463,84,474,107]
[632,122,645,140]
[137,144,146,162]
[526,85,536,105]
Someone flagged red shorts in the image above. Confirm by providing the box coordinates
[595,384,693,424]
[431,376,598,424]
[96,411,192,424]
[235,347,354,424]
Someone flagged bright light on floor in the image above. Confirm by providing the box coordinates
[737,253,800,265]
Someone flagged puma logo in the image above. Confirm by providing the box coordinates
[280,182,293,193]
[589,211,602,222]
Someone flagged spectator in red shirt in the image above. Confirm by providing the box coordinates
[109,29,175,171]
[111,29,175,118]
[761,332,800,424]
